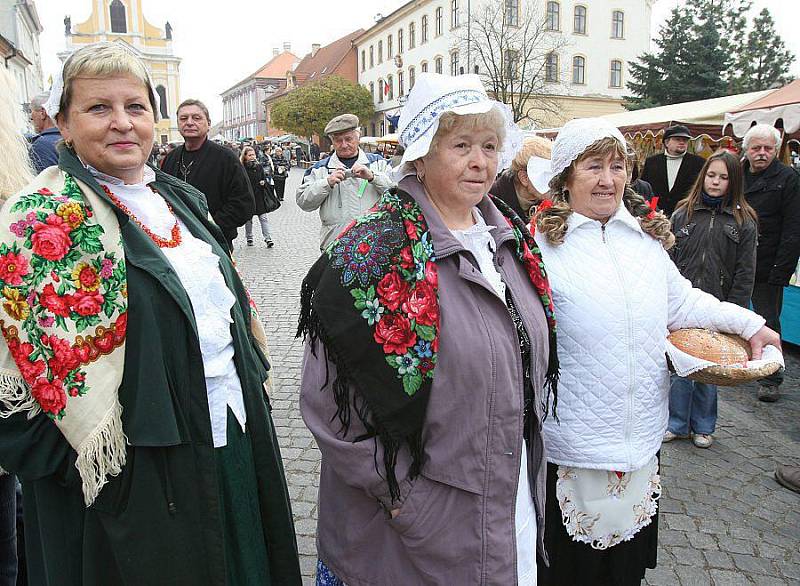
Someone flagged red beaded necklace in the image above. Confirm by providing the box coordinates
[101,184,182,248]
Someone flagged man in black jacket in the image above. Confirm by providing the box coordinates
[640,124,705,216]
[162,99,254,250]
[742,124,800,402]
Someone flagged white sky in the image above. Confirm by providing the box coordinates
[35,0,800,122]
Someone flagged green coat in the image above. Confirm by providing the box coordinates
[0,150,301,585]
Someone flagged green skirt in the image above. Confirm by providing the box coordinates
[217,408,271,586]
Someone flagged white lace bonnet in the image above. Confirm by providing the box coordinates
[538,118,627,190]
[44,42,161,122]
[396,72,523,173]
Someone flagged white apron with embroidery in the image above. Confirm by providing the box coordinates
[556,455,661,550]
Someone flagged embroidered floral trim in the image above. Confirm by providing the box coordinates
[327,192,438,397]
[0,177,127,419]
[556,460,662,550]
[400,89,486,147]
[500,212,556,333]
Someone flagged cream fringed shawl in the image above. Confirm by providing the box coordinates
[0,168,127,505]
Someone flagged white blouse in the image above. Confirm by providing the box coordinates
[451,209,537,585]
[92,167,246,448]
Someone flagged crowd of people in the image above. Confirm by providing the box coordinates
[0,40,797,585]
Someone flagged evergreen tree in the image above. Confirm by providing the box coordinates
[624,9,694,109]
[676,16,729,101]
[734,8,795,92]
[686,0,752,87]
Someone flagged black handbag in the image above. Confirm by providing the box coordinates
[263,187,281,213]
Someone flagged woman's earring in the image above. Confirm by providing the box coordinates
[416,170,425,182]
[64,139,73,149]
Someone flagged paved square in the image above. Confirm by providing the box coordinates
[236,169,800,585]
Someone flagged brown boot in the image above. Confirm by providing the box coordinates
[775,465,800,494]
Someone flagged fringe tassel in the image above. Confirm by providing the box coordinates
[0,370,41,420]
[542,330,560,423]
[75,400,127,506]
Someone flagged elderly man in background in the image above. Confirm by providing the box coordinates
[162,99,254,250]
[742,124,800,403]
[28,91,62,173]
[296,114,393,250]
[640,124,705,216]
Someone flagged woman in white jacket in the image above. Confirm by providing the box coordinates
[532,118,780,585]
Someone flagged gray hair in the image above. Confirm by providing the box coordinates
[30,92,50,111]
[743,124,781,150]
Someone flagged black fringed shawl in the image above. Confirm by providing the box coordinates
[297,189,558,502]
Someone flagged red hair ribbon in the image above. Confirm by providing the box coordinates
[537,199,553,212]
[646,197,659,220]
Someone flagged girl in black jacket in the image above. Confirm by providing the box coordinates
[665,149,758,449]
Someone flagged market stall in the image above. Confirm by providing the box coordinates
[599,90,773,166]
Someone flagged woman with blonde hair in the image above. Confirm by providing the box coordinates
[0,64,33,586]
[533,118,778,584]
[0,43,300,585]
[491,135,553,219]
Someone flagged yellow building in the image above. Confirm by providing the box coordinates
[61,0,182,143]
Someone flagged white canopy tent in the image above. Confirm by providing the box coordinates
[600,90,773,135]
[724,80,800,137]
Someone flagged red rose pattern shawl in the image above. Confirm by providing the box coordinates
[0,168,127,505]
[298,189,558,501]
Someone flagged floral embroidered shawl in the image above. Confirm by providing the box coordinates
[0,168,128,505]
[298,189,558,501]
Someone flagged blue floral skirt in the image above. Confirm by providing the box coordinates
[316,559,345,586]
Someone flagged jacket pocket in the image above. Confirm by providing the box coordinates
[723,223,741,244]
[388,474,483,578]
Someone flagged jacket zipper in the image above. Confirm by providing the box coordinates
[602,224,636,468]
[502,280,526,584]
[699,210,716,268]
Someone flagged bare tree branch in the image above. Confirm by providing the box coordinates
[453,0,568,127]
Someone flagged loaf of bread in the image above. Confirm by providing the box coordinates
[668,328,751,366]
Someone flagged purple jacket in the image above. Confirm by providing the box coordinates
[300,176,551,585]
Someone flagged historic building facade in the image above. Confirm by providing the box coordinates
[263,30,361,140]
[0,0,44,117]
[220,46,299,142]
[355,0,654,131]
[62,0,182,143]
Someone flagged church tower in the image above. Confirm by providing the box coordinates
[61,0,182,143]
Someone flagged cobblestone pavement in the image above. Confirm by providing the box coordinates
[236,168,800,585]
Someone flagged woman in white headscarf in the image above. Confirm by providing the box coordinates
[532,118,779,585]
[299,72,557,585]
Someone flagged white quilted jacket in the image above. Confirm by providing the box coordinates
[537,204,764,472]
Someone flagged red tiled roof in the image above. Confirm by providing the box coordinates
[266,29,363,101]
[223,51,299,94]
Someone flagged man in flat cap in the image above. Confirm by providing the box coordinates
[641,124,705,216]
[296,114,394,250]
